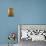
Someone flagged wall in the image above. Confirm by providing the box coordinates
[0,0,46,44]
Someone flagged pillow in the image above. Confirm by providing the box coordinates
[21,30,28,39]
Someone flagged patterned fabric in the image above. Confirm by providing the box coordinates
[8,32,16,41]
[21,29,46,40]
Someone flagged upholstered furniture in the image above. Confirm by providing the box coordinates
[21,29,45,41]
[18,25,46,42]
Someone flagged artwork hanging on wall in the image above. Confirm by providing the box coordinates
[8,8,14,17]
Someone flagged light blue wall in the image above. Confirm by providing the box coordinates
[0,0,46,44]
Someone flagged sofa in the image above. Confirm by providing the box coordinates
[21,29,45,41]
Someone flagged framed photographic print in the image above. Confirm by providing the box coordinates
[8,8,14,17]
